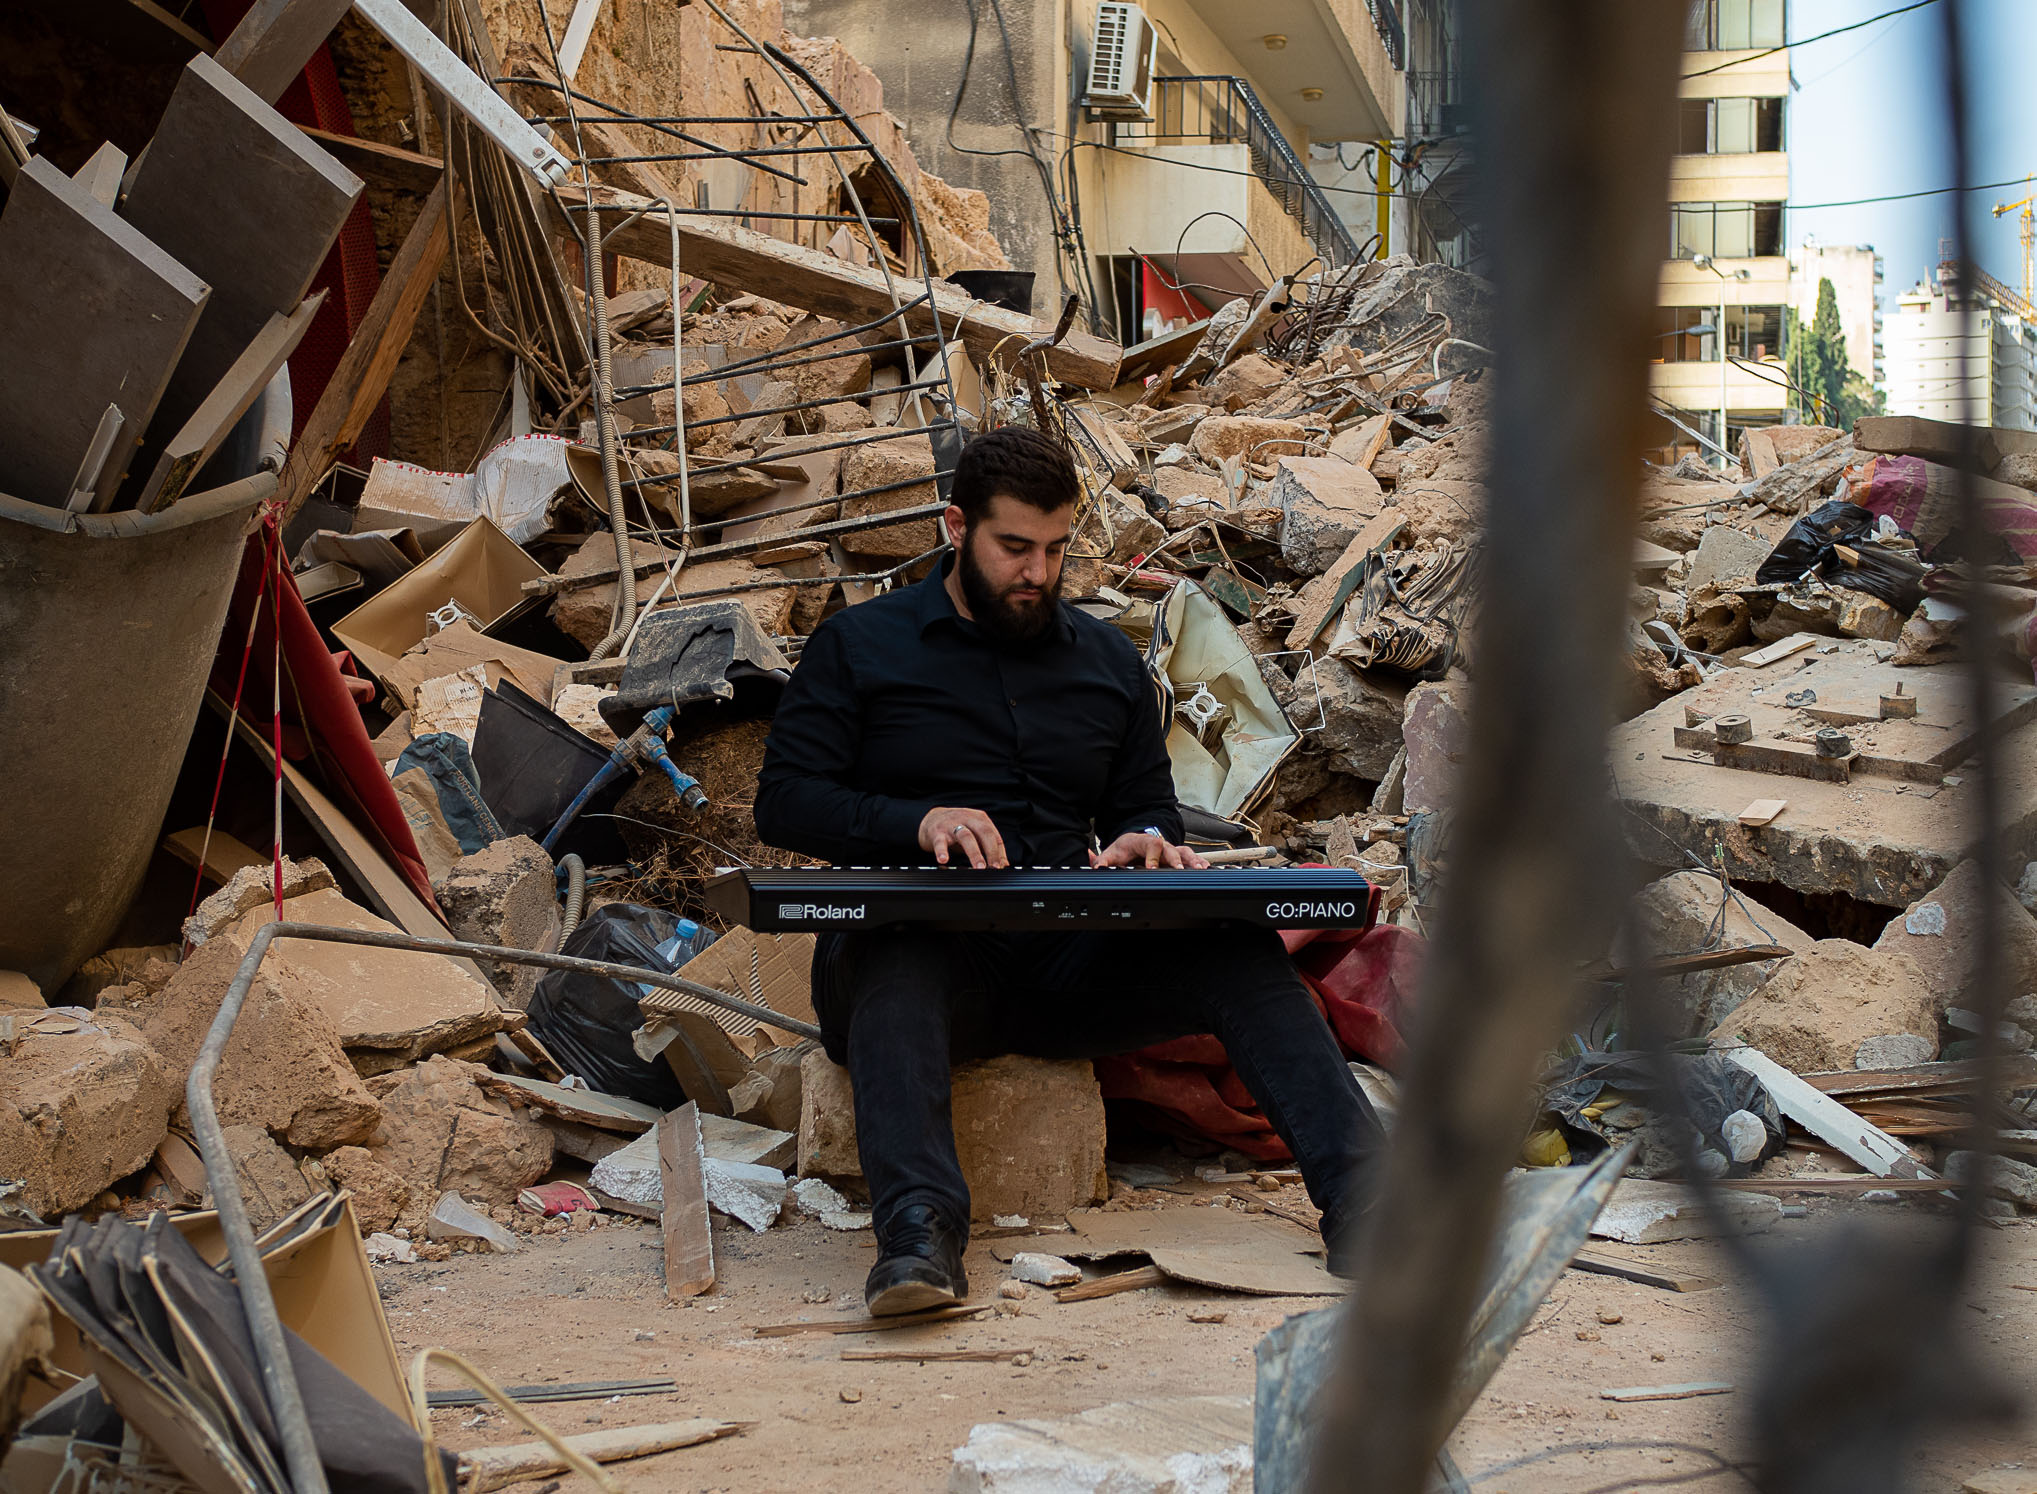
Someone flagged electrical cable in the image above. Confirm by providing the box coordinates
[1681,0,1939,79]
[1790,175,2033,209]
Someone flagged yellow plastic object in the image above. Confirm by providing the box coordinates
[1520,1128,1572,1169]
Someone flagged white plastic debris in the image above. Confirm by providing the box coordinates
[992,1213,1030,1229]
[426,1193,518,1253]
[364,1232,418,1264]
[1719,1109,1767,1165]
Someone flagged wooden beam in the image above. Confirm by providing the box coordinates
[278,176,451,521]
[551,181,1122,389]
[657,1104,715,1300]
[301,127,444,194]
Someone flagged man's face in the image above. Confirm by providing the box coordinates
[947,494,1074,642]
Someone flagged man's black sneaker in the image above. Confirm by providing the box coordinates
[864,1202,969,1315]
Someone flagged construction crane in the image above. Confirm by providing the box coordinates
[1995,174,2034,310]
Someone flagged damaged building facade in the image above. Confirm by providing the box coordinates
[2,0,2037,1491]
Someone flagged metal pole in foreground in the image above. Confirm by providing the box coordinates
[1304,2,1686,1489]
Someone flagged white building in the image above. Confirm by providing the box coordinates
[1887,273,2036,432]
[1791,240,1883,388]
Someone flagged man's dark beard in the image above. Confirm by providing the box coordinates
[957,528,1062,642]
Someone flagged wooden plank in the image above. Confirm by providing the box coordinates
[1803,1056,2037,1099]
[1578,942,1792,984]
[750,1303,992,1337]
[1599,1382,1733,1403]
[475,1071,661,1132]
[278,176,451,521]
[1052,1265,1167,1303]
[552,181,1121,389]
[161,827,266,885]
[839,1349,1030,1363]
[1740,632,1822,668]
[139,293,325,513]
[1737,797,1787,827]
[212,0,355,104]
[300,127,444,194]
[1568,1250,1718,1293]
[460,1419,742,1494]
[0,158,210,507]
[657,1104,715,1300]
[1721,1046,1936,1181]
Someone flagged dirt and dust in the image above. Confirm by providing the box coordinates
[378,1181,2037,1491]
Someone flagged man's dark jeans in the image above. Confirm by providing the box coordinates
[811,926,1388,1239]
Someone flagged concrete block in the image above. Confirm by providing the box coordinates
[1874,859,2037,1018]
[220,884,500,1069]
[0,157,209,505]
[1946,1151,2037,1210]
[702,1157,786,1232]
[319,1144,412,1234]
[1008,1252,1080,1286]
[183,855,335,947]
[799,1052,1107,1224]
[120,54,362,445]
[432,835,560,1010]
[1710,939,1937,1076]
[1266,456,1385,576]
[1188,416,1306,466]
[0,1009,175,1216]
[1400,680,1470,816]
[136,934,381,1151]
[363,1056,553,1228]
[1686,525,1772,593]
[949,1396,1252,1494]
[220,1122,315,1232]
[1204,353,1288,411]
[1305,657,1407,785]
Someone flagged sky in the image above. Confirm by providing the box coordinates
[1786,0,2037,303]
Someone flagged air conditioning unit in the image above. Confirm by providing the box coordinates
[1083,1,1157,119]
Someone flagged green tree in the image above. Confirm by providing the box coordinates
[1787,277,1881,426]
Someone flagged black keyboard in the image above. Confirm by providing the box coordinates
[705,865,1379,932]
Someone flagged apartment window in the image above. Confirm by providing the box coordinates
[1725,303,1784,360]
[1686,0,1786,50]
[1678,97,1785,153]
[1657,306,1718,363]
[1671,201,1783,259]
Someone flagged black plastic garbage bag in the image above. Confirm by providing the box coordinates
[526,902,715,1107]
[1755,499,1877,585]
[1538,1049,1785,1176]
[1755,498,1927,612]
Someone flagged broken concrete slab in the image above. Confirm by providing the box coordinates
[220,884,501,1070]
[1873,859,2037,1019]
[183,855,336,946]
[700,1112,797,1171]
[1625,872,1814,1037]
[1400,679,1469,817]
[362,1056,553,1226]
[588,1127,788,1230]
[432,835,560,1011]
[1613,653,2037,906]
[220,1121,315,1232]
[1264,456,1385,576]
[799,1052,1107,1223]
[1007,1252,1081,1287]
[317,1144,412,1234]
[55,945,181,1008]
[790,1176,870,1230]
[949,1396,1252,1494]
[1590,1179,1781,1244]
[1188,416,1307,466]
[133,933,381,1151]
[1303,658,1408,786]
[1710,940,1937,1076]
[1945,1151,2037,1209]
[0,1009,174,1217]
[1686,525,1772,594]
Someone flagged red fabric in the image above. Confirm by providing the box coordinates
[209,516,440,918]
[1093,922,1425,1161]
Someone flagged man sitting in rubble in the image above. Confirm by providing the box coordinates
[753,426,1386,1314]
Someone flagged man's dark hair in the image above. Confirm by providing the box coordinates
[950,426,1080,524]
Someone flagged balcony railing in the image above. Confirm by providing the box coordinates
[1116,76,1363,269]
[1364,0,1407,69]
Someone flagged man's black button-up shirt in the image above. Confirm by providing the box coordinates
[753,558,1182,868]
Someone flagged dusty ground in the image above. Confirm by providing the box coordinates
[381,1181,2037,1492]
